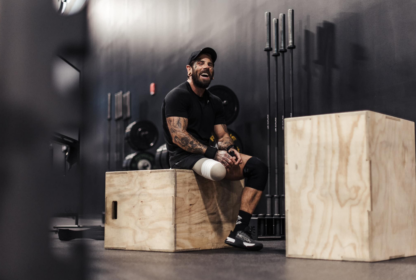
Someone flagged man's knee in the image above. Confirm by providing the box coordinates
[193,158,226,181]
[243,157,268,191]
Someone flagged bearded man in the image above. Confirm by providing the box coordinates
[162,47,267,251]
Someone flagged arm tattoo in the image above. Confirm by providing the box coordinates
[216,124,234,150]
[167,117,207,154]
[217,136,234,150]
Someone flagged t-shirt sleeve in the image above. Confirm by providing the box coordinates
[164,90,189,119]
[214,98,226,125]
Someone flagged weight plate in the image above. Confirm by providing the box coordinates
[123,152,155,170]
[125,120,158,151]
[161,149,170,169]
[155,145,162,169]
[155,144,170,169]
[208,85,239,125]
[209,128,244,153]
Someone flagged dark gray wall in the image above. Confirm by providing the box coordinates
[83,0,416,215]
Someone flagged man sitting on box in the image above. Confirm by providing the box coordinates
[162,47,267,251]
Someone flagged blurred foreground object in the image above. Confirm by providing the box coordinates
[0,1,88,279]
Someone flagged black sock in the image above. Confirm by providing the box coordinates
[232,210,252,235]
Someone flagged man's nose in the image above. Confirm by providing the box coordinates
[202,64,212,71]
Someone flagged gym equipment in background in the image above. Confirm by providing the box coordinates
[107,93,112,171]
[53,0,87,15]
[123,120,158,171]
[123,152,155,170]
[114,91,123,170]
[279,13,287,127]
[264,11,273,230]
[288,9,295,118]
[252,10,296,241]
[272,17,281,237]
[125,120,159,151]
[277,10,290,236]
[208,85,239,125]
[52,132,79,173]
[122,91,131,164]
[155,144,170,169]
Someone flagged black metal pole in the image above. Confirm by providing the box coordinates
[288,9,296,118]
[272,17,280,236]
[107,93,112,171]
[114,91,123,170]
[264,12,272,230]
[279,13,287,235]
[122,91,131,166]
[279,13,287,125]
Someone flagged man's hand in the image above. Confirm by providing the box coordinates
[228,148,243,165]
[214,150,237,168]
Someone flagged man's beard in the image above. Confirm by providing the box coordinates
[191,70,212,89]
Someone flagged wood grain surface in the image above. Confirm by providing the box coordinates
[175,170,243,251]
[366,111,416,261]
[105,170,176,252]
[105,169,243,252]
[285,111,416,262]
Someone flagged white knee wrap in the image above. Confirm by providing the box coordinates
[193,158,226,181]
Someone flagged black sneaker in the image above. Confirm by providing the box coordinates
[225,229,263,251]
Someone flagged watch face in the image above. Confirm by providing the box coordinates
[53,0,87,15]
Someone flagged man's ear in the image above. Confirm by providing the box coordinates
[186,65,192,77]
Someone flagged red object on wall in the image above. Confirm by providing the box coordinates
[150,83,156,95]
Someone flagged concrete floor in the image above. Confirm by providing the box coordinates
[51,234,416,280]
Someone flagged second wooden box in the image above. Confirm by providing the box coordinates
[285,111,416,262]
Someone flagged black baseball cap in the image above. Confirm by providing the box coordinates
[187,47,217,65]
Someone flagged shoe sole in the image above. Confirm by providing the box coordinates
[225,237,263,251]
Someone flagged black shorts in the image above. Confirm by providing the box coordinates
[170,153,205,169]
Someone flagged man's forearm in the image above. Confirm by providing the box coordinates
[173,131,207,154]
[216,124,234,150]
[217,134,234,150]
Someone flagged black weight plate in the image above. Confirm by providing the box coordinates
[123,152,155,170]
[125,120,158,151]
[155,144,170,169]
[155,145,162,169]
[161,148,170,169]
[208,85,239,125]
[209,129,243,153]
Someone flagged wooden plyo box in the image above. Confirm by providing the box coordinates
[104,169,243,252]
[285,111,416,262]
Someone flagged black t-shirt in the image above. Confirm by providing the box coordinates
[162,82,226,166]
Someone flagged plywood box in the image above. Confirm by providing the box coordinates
[104,169,243,252]
[285,111,416,262]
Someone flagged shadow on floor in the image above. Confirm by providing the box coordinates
[184,242,286,256]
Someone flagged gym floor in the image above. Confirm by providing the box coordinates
[51,233,416,280]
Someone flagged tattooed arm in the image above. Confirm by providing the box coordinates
[213,124,234,150]
[167,117,236,167]
[213,124,242,165]
[166,116,207,154]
